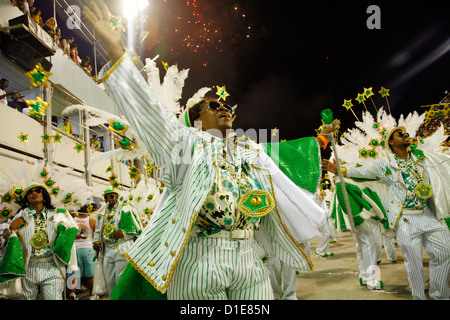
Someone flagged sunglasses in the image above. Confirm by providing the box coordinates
[26,188,44,196]
[396,131,409,138]
[203,101,234,115]
[104,194,116,199]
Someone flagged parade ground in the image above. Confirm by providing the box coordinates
[296,230,422,300]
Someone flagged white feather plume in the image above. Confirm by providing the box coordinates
[0,160,93,222]
[87,148,150,171]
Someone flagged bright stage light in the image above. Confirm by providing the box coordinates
[123,0,149,18]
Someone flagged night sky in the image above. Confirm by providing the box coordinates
[41,0,450,143]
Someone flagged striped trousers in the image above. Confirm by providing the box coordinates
[396,207,450,300]
[355,220,378,283]
[167,237,273,300]
[19,259,65,300]
[103,246,129,296]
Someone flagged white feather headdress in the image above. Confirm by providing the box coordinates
[333,107,448,169]
[0,160,92,222]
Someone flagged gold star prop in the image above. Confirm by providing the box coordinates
[43,178,55,188]
[41,133,51,143]
[379,87,392,114]
[25,63,53,88]
[114,138,137,150]
[129,166,140,180]
[111,181,122,189]
[363,87,378,113]
[18,132,29,143]
[216,85,230,101]
[109,174,118,183]
[53,133,62,143]
[108,120,128,136]
[356,93,369,112]
[1,207,12,220]
[73,143,85,153]
[363,87,374,98]
[342,99,360,121]
[27,97,49,119]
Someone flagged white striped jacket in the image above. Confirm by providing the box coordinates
[100,55,326,293]
[347,151,450,230]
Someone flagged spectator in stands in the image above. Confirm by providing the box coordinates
[81,56,93,76]
[61,117,74,135]
[0,78,14,105]
[86,64,94,79]
[70,43,81,65]
[90,135,100,151]
[8,91,29,113]
[62,36,74,55]
[44,17,57,38]
[18,0,33,15]
[54,27,62,47]
[31,8,44,27]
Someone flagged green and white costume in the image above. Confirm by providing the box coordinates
[0,208,78,299]
[93,201,142,296]
[99,54,326,299]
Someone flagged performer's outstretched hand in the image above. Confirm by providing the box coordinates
[322,158,337,174]
[83,1,124,64]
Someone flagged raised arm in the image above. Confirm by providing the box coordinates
[84,1,187,170]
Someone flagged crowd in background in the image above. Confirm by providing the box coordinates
[11,0,96,80]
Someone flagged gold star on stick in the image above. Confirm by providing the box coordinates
[161,61,169,71]
[363,87,378,113]
[216,85,230,101]
[356,93,369,112]
[25,63,53,88]
[342,99,360,121]
[379,87,391,114]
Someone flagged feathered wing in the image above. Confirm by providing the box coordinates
[87,148,150,171]
[122,179,162,227]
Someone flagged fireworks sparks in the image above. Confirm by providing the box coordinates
[143,0,253,68]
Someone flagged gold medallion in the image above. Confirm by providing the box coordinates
[103,224,115,235]
[30,232,48,250]
[237,190,275,218]
[415,183,433,199]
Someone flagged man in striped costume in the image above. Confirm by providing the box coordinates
[93,189,142,297]
[324,126,450,300]
[84,1,336,300]
[0,183,79,300]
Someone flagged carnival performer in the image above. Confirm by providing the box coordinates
[92,189,142,297]
[323,126,450,299]
[84,1,338,300]
[0,183,79,300]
